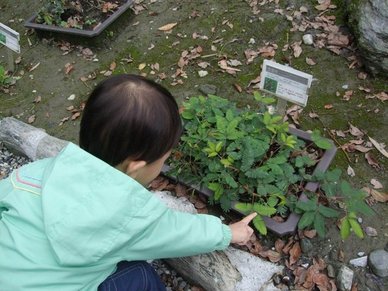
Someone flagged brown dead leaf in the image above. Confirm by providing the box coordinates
[365,152,380,169]
[245,75,259,88]
[358,86,371,93]
[313,273,330,288]
[362,187,388,203]
[370,178,383,189]
[258,45,276,58]
[315,0,331,11]
[289,242,301,265]
[375,92,388,101]
[58,116,70,126]
[71,111,81,120]
[306,57,317,65]
[101,2,118,13]
[218,59,241,74]
[64,63,74,75]
[274,239,286,254]
[291,41,303,58]
[233,83,243,93]
[27,115,36,124]
[343,90,353,101]
[109,62,116,71]
[282,237,294,254]
[244,49,259,64]
[369,136,388,158]
[259,250,282,263]
[348,123,364,137]
[357,72,367,80]
[347,165,355,177]
[158,22,177,32]
[324,104,333,109]
[33,95,41,103]
[308,112,319,119]
[304,229,317,238]
[174,183,187,197]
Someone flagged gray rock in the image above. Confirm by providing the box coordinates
[302,34,314,45]
[327,264,336,278]
[300,238,313,254]
[199,84,218,95]
[368,249,388,277]
[337,265,354,291]
[349,256,368,268]
[347,0,388,75]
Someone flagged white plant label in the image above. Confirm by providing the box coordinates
[0,22,20,53]
[260,60,312,106]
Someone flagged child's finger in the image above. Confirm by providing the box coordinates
[241,212,257,224]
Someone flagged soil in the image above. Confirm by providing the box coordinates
[1,0,387,290]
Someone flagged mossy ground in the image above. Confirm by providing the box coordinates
[1,0,387,286]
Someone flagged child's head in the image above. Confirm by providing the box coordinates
[80,74,182,169]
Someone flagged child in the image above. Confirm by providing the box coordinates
[0,74,256,290]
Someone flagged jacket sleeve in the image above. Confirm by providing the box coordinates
[116,194,232,261]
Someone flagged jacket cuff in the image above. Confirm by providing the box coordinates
[219,224,232,249]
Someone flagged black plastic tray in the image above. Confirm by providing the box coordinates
[24,0,133,38]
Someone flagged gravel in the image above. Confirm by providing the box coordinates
[0,143,201,291]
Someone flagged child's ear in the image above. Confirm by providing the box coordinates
[124,160,147,178]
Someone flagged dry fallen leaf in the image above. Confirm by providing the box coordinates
[324,104,333,109]
[306,57,316,65]
[347,165,355,177]
[289,242,301,265]
[158,22,178,31]
[348,123,364,137]
[343,90,353,101]
[357,72,367,80]
[362,187,388,202]
[109,62,117,71]
[233,83,243,93]
[33,95,41,103]
[259,250,282,263]
[369,136,388,158]
[291,41,303,58]
[370,178,383,189]
[27,115,36,124]
[365,152,380,169]
[138,63,147,70]
[64,63,74,75]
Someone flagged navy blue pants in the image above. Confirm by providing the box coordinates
[98,261,166,291]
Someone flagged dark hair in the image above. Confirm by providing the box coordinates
[79,74,182,166]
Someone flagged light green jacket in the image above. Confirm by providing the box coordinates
[0,143,231,290]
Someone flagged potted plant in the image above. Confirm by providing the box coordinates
[165,93,373,238]
[24,0,134,37]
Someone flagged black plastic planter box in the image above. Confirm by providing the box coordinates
[24,0,133,38]
[162,127,337,236]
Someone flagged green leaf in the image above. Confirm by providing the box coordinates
[253,203,277,216]
[253,215,267,235]
[235,202,253,213]
[298,211,315,229]
[340,218,351,240]
[349,218,364,239]
[318,205,339,218]
[296,199,317,212]
[326,169,342,182]
[208,183,223,200]
[311,130,333,149]
[314,213,326,237]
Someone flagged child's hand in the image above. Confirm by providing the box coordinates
[229,212,257,245]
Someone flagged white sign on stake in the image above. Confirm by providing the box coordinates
[260,60,312,107]
[0,22,20,54]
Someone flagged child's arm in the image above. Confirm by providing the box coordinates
[116,196,256,261]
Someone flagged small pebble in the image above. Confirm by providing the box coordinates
[302,34,313,45]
